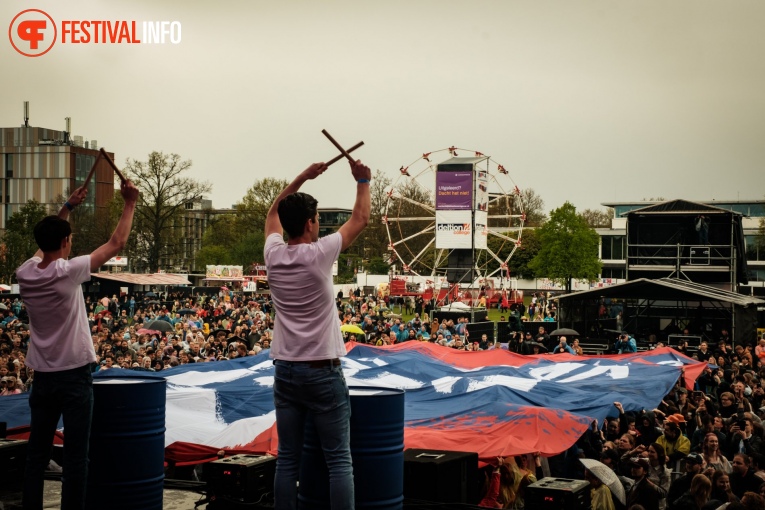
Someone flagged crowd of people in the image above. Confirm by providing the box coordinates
[4,286,765,510]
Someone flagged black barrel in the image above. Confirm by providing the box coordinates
[86,377,166,510]
[299,386,405,509]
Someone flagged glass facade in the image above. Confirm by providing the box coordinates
[746,235,765,262]
[601,267,626,279]
[601,235,625,260]
[75,153,97,208]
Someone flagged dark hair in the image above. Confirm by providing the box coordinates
[650,443,666,466]
[33,216,72,253]
[277,192,318,239]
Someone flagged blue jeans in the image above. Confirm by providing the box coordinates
[23,364,93,510]
[273,360,354,510]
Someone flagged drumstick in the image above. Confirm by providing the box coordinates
[326,141,364,167]
[322,129,356,164]
[100,148,127,183]
[82,152,103,189]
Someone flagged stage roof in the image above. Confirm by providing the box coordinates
[557,278,764,307]
[626,199,742,216]
[91,272,191,285]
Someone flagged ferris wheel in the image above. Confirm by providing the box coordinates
[384,147,525,282]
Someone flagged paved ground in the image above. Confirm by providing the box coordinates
[0,480,210,509]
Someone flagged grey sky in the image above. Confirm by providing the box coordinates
[3,0,764,213]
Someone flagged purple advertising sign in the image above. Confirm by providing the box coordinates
[436,171,473,210]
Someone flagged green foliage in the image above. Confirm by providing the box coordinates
[529,202,602,292]
[506,228,541,280]
[337,253,360,283]
[366,256,390,275]
[0,200,48,283]
[234,178,290,234]
[195,177,286,272]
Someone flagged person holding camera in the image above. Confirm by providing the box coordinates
[725,417,761,460]
[615,332,637,354]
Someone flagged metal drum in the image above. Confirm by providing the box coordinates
[86,377,166,510]
[299,386,405,510]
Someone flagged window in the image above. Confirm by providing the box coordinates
[5,154,12,178]
[601,267,626,279]
[746,235,763,262]
[601,235,625,260]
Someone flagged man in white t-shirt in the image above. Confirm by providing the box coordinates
[16,180,138,510]
[265,158,371,510]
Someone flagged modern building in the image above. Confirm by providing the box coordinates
[0,120,115,231]
[318,207,351,238]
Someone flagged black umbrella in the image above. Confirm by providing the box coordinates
[528,342,548,354]
[143,320,174,333]
[212,328,231,337]
[176,308,196,316]
[145,292,157,297]
[549,328,579,337]
[146,300,160,305]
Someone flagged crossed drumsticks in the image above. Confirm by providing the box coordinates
[321,129,364,166]
[82,148,127,188]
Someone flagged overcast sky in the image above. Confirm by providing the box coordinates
[2,0,764,213]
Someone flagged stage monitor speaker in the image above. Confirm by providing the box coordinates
[403,449,478,504]
[525,477,590,510]
[446,249,475,284]
[204,454,276,503]
[467,321,494,343]
[0,439,27,488]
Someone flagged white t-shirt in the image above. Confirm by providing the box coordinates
[264,232,344,361]
[16,255,95,371]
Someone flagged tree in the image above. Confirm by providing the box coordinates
[363,170,392,270]
[529,202,602,292]
[579,208,614,228]
[234,178,290,234]
[506,228,541,280]
[124,152,212,272]
[521,189,547,227]
[0,200,48,283]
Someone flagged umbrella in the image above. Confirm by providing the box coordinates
[549,328,579,337]
[340,324,365,335]
[144,292,157,297]
[146,300,160,305]
[143,320,174,333]
[528,342,548,354]
[212,328,232,337]
[136,328,162,336]
[0,303,7,310]
[176,308,196,316]
[579,458,626,506]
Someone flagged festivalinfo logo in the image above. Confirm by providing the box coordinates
[9,9,182,57]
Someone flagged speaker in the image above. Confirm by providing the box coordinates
[0,439,27,488]
[525,477,590,510]
[466,321,494,343]
[204,454,276,503]
[446,250,475,284]
[403,449,478,504]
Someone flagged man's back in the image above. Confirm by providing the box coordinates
[265,232,344,361]
[16,255,94,372]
